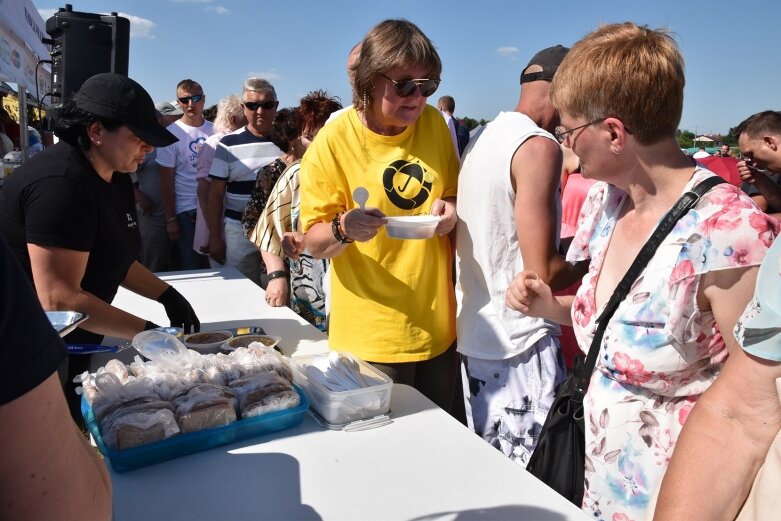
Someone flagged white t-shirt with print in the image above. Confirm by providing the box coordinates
[156,119,214,214]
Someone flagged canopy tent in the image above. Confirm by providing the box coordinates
[686,146,719,155]
[694,135,716,144]
[0,0,51,98]
[1,0,52,160]
[697,156,742,186]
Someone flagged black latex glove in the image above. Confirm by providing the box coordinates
[157,286,200,333]
[144,320,161,331]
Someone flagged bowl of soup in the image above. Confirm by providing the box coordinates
[183,330,234,354]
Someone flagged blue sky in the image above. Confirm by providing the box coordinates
[36,0,779,135]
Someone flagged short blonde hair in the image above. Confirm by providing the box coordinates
[352,19,442,111]
[551,22,685,145]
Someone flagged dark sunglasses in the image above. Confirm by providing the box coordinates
[243,100,279,111]
[379,73,441,98]
[178,94,204,104]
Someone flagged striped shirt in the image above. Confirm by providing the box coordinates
[208,127,281,222]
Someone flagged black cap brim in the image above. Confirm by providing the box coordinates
[127,122,178,148]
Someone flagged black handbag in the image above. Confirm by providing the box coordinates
[525,175,726,506]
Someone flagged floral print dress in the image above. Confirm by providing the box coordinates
[566,169,778,521]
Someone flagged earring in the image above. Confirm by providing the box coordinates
[95,141,101,145]
[362,90,368,111]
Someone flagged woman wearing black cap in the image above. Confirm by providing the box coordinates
[0,73,200,419]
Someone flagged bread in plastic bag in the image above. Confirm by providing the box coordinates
[102,406,180,450]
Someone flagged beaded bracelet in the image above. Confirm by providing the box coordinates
[331,212,354,244]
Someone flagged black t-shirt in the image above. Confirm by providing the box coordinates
[0,141,141,305]
[0,235,66,405]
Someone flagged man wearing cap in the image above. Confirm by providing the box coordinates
[132,102,183,272]
[455,45,587,466]
[0,73,200,422]
[157,79,214,270]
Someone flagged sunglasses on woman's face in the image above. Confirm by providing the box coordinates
[380,73,441,98]
[243,100,279,111]
[178,94,204,104]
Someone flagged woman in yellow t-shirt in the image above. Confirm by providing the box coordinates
[299,19,459,412]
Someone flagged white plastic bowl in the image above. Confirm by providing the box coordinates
[182,330,233,354]
[221,334,282,352]
[384,215,440,239]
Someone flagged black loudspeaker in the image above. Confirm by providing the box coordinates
[45,4,130,105]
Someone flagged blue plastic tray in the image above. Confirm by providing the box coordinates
[82,385,309,472]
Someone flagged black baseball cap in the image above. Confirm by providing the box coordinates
[75,73,178,147]
[520,45,570,84]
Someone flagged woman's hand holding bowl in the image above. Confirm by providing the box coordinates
[431,197,456,235]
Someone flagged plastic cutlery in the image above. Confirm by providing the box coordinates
[353,186,369,211]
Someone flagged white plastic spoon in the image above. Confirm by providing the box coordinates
[353,186,369,211]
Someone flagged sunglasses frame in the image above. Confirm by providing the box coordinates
[379,73,441,98]
[242,100,279,111]
[178,94,204,105]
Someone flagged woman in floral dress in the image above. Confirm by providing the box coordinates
[651,112,781,520]
[505,23,779,521]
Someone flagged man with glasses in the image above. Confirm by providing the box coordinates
[207,78,282,286]
[455,45,586,466]
[157,79,214,269]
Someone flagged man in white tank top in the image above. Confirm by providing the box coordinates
[455,45,587,467]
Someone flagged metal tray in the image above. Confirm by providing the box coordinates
[46,311,88,338]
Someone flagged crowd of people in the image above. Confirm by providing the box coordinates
[0,16,779,521]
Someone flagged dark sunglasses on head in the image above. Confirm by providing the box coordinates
[243,100,279,111]
[380,73,441,98]
[178,94,204,104]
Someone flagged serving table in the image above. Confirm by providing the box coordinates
[100,268,588,521]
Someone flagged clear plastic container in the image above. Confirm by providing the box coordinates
[2,149,23,180]
[292,353,393,429]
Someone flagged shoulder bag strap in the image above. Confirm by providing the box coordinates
[573,175,726,397]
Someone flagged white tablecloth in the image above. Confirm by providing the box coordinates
[101,268,589,520]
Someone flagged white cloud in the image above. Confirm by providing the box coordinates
[118,13,156,40]
[248,70,281,81]
[37,8,58,21]
[170,0,212,3]
[497,46,519,59]
[206,6,229,14]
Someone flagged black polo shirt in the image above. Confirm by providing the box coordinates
[0,141,140,309]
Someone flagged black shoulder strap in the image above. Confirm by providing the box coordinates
[573,175,726,396]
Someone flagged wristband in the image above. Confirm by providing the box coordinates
[166,217,177,224]
[331,212,354,244]
[267,270,289,281]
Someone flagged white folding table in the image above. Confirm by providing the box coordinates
[99,268,588,520]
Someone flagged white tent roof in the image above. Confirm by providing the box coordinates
[694,135,715,142]
[0,0,51,97]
